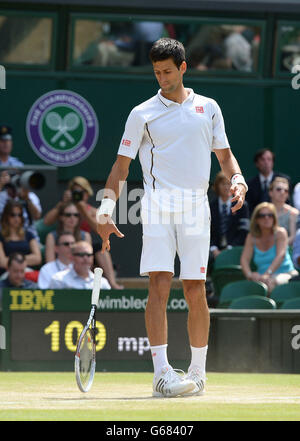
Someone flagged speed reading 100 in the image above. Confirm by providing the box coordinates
[44,320,106,352]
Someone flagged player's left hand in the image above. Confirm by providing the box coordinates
[230,183,246,213]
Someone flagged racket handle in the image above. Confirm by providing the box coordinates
[91,267,103,306]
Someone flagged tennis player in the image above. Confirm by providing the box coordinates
[97,38,247,398]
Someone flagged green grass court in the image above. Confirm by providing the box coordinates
[0,372,300,421]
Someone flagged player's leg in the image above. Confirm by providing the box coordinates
[146,272,197,397]
[140,213,196,397]
[146,271,172,347]
[175,198,211,395]
[182,279,209,395]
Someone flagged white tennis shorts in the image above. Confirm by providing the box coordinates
[140,196,211,280]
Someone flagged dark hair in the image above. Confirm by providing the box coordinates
[55,231,76,246]
[8,252,26,267]
[1,200,25,240]
[254,148,275,163]
[149,38,185,69]
[57,202,82,241]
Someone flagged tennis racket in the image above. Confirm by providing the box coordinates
[75,267,103,392]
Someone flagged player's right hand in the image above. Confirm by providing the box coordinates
[97,214,124,253]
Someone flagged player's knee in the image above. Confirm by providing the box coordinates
[183,280,206,308]
[149,271,172,302]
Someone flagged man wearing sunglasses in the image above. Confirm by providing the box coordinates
[49,240,111,290]
[38,232,75,289]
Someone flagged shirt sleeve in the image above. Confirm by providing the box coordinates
[211,100,230,150]
[101,277,111,290]
[29,192,42,213]
[37,266,50,289]
[49,274,63,289]
[117,107,145,160]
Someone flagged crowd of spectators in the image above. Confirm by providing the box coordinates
[0,121,299,304]
[209,147,299,296]
[0,124,116,300]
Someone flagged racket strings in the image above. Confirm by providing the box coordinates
[78,329,95,388]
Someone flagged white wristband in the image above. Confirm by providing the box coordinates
[231,173,248,192]
[97,198,116,219]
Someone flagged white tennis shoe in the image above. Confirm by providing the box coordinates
[152,366,196,398]
[183,366,206,396]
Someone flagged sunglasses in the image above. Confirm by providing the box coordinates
[58,241,75,247]
[63,212,80,218]
[10,213,22,218]
[275,187,288,193]
[72,252,93,258]
[257,213,274,219]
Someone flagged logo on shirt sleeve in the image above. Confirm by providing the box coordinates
[122,139,131,147]
[195,106,204,113]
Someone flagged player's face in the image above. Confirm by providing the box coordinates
[152,58,186,95]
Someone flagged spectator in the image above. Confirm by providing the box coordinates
[43,176,123,289]
[0,200,41,274]
[293,182,300,211]
[224,26,253,72]
[246,149,291,215]
[210,171,249,259]
[292,228,300,270]
[45,201,91,262]
[269,177,299,246]
[0,125,24,167]
[0,170,42,241]
[0,253,37,288]
[38,231,75,289]
[50,240,111,290]
[241,202,298,294]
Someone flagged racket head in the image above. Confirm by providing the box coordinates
[45,111,62,130]
[63,112,80,131]
[75,323,96,393]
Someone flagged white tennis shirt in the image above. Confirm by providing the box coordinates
[118,88,230,211]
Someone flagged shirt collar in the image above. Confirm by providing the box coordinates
[56,259,72,271]
[259,172,273,184]
[71,267,94,281]
[157,88,194,107]
[218,197,231,212]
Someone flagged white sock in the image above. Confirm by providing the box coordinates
[189,345,208,375]
[150,344,170,376]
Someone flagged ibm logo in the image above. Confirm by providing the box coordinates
[0,65,6,90]
[0,325,5,350]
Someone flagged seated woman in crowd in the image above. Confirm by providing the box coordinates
[45,201,92,262]
[269,177,299,246]
[241,202,298,293]
[0,200,41,274]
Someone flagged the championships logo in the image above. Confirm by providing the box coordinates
[26,90,99,167]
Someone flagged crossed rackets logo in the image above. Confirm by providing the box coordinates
[42,107,83,150]
[26,90,99,167]
[45,111,80,144]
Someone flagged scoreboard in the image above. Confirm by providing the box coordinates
[0,288,190,371]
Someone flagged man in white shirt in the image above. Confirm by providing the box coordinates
[38,232,75,289]
[96,38,247,398]
[50,240,111,290]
